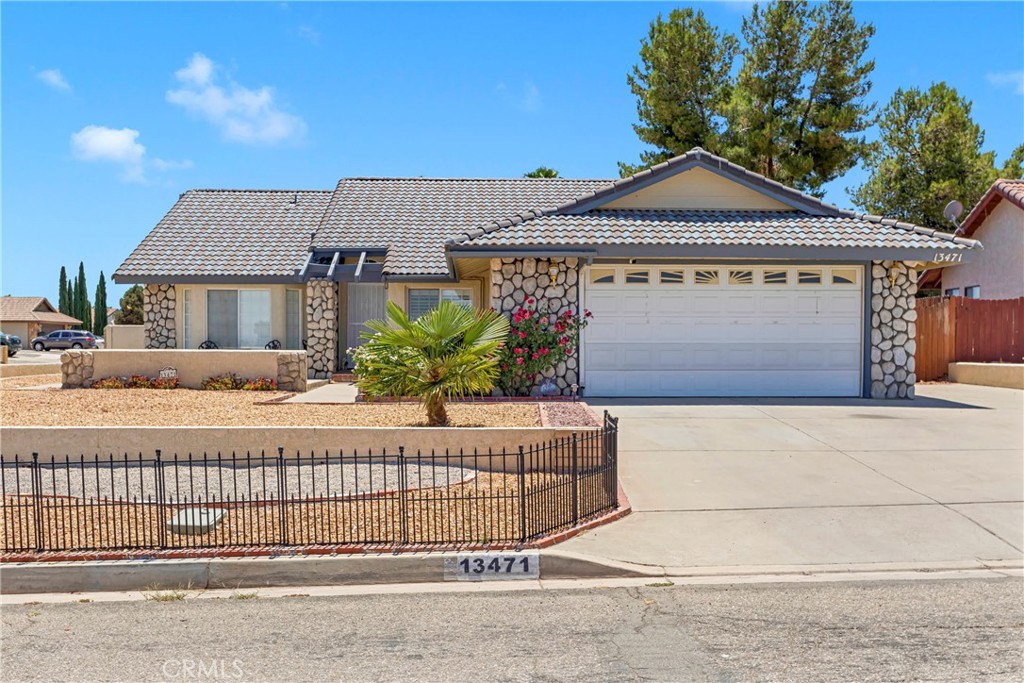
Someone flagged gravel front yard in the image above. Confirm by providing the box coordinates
[1,389,542,428]
[0,374,62,389]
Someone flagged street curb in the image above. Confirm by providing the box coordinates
[0,548,654,594]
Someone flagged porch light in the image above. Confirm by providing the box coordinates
[549,263,559,285]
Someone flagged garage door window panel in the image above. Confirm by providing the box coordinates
[763,270,788,285]
[589,269,616,285]
[625,269,650,284]
[729,270,754,285]
[659,269,685,285]
[798,269,823,285]
[694,269,719,285]
[831,268,858,285]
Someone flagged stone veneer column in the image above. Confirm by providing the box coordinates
[490,256,581,395]
[143,284,176,349]
[869,260,918,399]
[305,278,338,379]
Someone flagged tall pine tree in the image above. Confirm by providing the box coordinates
[622,0,875,195]
[94,272,108,334]
[58,267,69,314]
[851,83,997,229]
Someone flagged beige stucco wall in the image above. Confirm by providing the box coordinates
[948,362,1024,390]
[942,202,1024,299]
[174,284,307,349]
[0,425,599,471]
[103,324,144,349]
[604,167,794,211]
[89,349,283,388]
[2,322,30,342]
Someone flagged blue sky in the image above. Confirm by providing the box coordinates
[3,1,1022,308]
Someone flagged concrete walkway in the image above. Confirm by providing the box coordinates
[563,383,1023,574]
[284,381,358,403]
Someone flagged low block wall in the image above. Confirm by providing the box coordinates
[102,324,145,350]
[60,350,307,392]
[948,362,1024,390]
[0,425,602,472]
[0,364,60,378]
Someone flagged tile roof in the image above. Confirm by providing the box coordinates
[960,179,1024,236]
[455,209,978,251]
[0,297,82,325]
[114,190,333,279]
[312,178,610,275]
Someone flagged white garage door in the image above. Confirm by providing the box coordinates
[583,265,863,397]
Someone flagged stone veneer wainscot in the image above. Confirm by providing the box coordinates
[869,260,918,399]
[143,284,176,349]
[305,278,338,379]
[490,256,581,396]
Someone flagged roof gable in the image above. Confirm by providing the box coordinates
[960,179,1024,237]
[602,166,794,211]
[0,297,81,325]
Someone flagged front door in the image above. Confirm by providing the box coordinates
[345,283,387,364]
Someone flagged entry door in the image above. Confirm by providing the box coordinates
[583,265,863,397]
[346,283,387,353]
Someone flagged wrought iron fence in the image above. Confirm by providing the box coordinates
[1,413,618,553]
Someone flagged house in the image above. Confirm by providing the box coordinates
[113,148,980,399]
[0,296,82,342]
[918,179,1024,299]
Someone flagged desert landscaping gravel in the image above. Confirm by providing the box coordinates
[541,402,601,427]
[0,374,62,390]
[1,389,542,427]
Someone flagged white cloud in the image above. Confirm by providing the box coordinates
[175,52,214,87]
[69,125,192,182]
[166,52,307,145]
[495,81,542,113]
[152,158,195,171]
[297,25,321,45]
[36,68,71,92]
[70,125,146,181]
[986,70,1024,95]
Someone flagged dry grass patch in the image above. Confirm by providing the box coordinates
[1,388,541,428]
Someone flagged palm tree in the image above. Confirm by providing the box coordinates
[523,166,559,178]
[354,301,511,426]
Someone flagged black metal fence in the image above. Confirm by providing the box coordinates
[1,413,618,553]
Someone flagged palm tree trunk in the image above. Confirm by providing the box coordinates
[425,395,448,427]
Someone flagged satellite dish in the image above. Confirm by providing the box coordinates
[943,200,964,223]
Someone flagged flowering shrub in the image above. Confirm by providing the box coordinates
[496,298,591,396]
[240,377,277,391]
[127,374,153,389]
[92,377,127,389]
[201,373,245,391]
[92,375,177,389]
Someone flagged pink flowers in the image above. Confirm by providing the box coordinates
[496,299,593,396]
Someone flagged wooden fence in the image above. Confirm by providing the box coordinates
[916,297,1024,381]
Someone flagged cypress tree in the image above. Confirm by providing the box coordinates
[68,280,77,325]
[94,273,108,334]
[58,267,69,314]
[76,262,89,331]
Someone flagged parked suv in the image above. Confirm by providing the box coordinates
[30,330,97,351]
[0,330,21,356]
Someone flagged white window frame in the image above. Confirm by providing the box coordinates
[182,289,192,349]
[286,289,302,349]
[406,287,474,320]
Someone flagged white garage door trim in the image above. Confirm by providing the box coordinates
[582,264,864,397]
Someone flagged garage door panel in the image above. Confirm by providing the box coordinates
[584,264,863,397]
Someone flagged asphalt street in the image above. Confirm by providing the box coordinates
[2,577,1021,682]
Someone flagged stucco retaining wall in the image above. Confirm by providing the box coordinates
[60,350,307,392]
[102,324,145,350]
[0,426,600,472]
[948,362,1024,390]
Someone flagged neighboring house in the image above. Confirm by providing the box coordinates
[0,296,83,342]
[113,148,980,399]
[918,179,1024,300]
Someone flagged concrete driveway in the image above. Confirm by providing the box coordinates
[562,383,1023,574]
